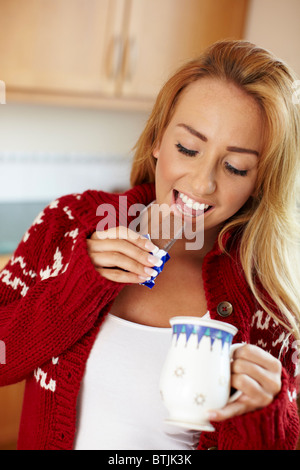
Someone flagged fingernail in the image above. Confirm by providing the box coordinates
[144,267,158,277]
[145,241,159,254]
[148,255,163,267]
[151,245,160,255]
[138,275,151,281]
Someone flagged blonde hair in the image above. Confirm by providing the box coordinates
[131,40,300,340]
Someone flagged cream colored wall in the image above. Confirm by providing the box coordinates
[0,104,149,200]
[0,103,148,159]
[244,0,300,77]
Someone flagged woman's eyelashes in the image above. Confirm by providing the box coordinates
[175,142,198,157]
[224,162,248,177]
[176,142,249,177]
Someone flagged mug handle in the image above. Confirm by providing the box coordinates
[228,342,246,403]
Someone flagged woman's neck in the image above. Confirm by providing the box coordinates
[168,226,219,261]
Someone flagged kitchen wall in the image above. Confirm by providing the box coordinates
[0,0,299,253]
[0,104,148,201]
[0,103,150,252]
[244,0,300,77]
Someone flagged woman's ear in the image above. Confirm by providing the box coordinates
[153,144,160,159]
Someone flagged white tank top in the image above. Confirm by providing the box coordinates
[74,314,202,450]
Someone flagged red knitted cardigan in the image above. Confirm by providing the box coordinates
[0,183,299,450]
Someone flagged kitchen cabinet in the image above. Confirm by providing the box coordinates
[0,0,249,109]
[0,255,25,450]
[0,382,25,450]
[120,0,249,100]
[0,0,120,94]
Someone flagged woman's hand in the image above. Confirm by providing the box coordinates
[208,344,282,422]
[86,227,162,284]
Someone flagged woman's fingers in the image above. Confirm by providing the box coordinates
[90,250,159,278]
[232,357,281,397]
[87,234,162,271]
[232,344,282,396]
[208,344,282,422]
[87,237,160,267]
[87,227,162,283]
[233,344,282,373]
[91,226,156,247]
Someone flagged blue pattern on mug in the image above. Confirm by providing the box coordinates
[173,323,233,349]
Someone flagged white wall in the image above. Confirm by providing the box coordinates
[244,0,300,77]
[0,103,148,157]
[0,103,149,201]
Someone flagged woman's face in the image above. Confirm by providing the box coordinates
[153,78,264,238]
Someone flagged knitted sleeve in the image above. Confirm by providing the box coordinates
[0,194,123,386]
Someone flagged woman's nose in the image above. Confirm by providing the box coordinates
[191,165,217,195]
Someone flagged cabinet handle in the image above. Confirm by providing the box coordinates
[124,37,138,82]
[106,36,123,81]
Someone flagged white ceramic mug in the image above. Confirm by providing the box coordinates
[159,316,243,432]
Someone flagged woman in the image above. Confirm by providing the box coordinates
[0,40,299,450]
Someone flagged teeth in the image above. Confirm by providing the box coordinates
[182,194,188,203]
[178,192,210,211]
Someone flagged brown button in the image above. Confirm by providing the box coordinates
[208,446,218,450]
[217,301,233,317]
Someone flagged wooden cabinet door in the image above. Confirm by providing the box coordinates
[0,0,248,107]
[0,256,24,450]
[0,0,125,96]
[0,381,25,450]
[119,0,249,100]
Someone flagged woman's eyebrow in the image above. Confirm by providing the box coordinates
[177,123,207,142]
[226,146,259,157]
[177,123,259,157]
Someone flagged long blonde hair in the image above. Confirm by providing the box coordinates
[131,40,300,340]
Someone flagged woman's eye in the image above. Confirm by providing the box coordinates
[225,162,248,177]
[176,142,198,157]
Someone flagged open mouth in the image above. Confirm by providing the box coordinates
[173,190,213,218]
